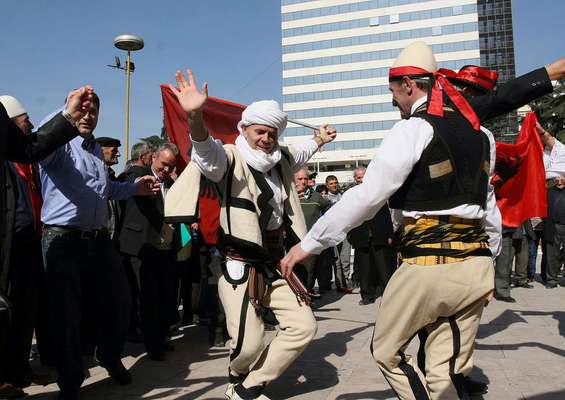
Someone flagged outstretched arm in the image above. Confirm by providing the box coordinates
[169,69,226,182]
[288,124,337,171]
[4,86,94,163]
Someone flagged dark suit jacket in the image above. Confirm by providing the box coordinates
[348,204,394,249]
[469,67,552,122]
[1,104,78,277]
[119,165,179,257]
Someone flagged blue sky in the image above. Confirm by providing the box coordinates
[1,0,563,160]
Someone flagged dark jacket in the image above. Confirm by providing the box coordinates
[1,104,78,277]
[348,204,394,249]
[119,165,179,256]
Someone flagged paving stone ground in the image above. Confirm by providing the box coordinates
[24,277,565,400]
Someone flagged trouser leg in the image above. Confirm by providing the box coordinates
[316,249,333,291]
[94,238,131,363]
[218,275,265,382]
[371,257,493,400]
[241,279,317,391]
[357,248,376,302]
[423,298,486,399]
[546,224,565,285]
[494,235,512,297]
[339,239,352,285]
[5,230,42,384]
[132,250,163,354]
[43,230,86,393]
[513,238,529,285]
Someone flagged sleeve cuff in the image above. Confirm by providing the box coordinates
[300,237,324,255]
[190,134,214,151]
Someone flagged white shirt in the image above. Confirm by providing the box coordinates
[543,138,565,179]
[302,96,501,257]
[191,135,318,230]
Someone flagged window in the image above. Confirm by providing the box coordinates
[369,17,380,26]
[390,14,399,24]
[432,26,442,36]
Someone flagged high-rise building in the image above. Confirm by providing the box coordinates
[478,0,518,141]
[280,0,515,183]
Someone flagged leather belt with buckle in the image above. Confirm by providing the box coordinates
[44,225,108,240]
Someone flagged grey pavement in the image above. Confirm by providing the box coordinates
[25,279,565,400]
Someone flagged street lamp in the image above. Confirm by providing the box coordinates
[111,34,144,160]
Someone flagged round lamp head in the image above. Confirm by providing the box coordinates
[114,34,144,51]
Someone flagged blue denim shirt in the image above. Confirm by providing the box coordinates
[39,136,136,230]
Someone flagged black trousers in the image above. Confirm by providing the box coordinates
[42,228,130,393]
[129,246,178,355]
[122,254,141,334]
[4,227,54,384]
[354,245,396,302]
[546,223,565,285]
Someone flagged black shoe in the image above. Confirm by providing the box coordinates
[100,360,132,385]
[515,282,534,288]
[163,342,175,352]
[358,299,375,305]
[465,377,488,395]
[493,294,516,303]
[546,282,558,289]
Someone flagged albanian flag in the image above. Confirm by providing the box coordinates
[160,85,245,245]
[493,112,547,227]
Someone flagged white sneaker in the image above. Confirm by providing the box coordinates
[224,384,270,400]
[224,383,235,399]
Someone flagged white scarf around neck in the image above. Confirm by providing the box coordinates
[235,134,281,173]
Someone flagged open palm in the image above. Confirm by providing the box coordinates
[169,69,208,113]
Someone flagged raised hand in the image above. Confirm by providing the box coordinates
[169,69,208,113]
[65,85,95,123]
[318,124,337,144]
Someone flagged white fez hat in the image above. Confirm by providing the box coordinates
[392,41,438,72]
[0,95,27,118]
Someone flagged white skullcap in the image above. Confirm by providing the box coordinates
[237,100,287,136]
[0,95,27,118]
[392,41,438,72]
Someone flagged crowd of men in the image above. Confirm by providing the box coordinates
[1,43,565,400]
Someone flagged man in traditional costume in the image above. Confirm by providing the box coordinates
[165,69,336,400]
[280,42,555,400]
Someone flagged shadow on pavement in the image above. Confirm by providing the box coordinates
[334,389,396,399]
[266,323,371,399]
[26,325,229,400]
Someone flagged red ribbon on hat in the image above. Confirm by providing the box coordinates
[389,66,480,130]
[457,65,498,91]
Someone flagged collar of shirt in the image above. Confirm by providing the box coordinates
[410,95,428,115]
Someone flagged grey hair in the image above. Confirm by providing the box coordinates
[131,142,153,161]
[353,166,366,176]
[156,142,180,157]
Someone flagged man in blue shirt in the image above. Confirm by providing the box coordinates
[39,94,159,400]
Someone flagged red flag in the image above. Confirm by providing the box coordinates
[160,85,245,245]
[494,112,547,227]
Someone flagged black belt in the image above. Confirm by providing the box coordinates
[43,225,109,240]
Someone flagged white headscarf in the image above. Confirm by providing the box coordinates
[236,100,287,173]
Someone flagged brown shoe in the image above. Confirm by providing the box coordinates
[337,287,353,294]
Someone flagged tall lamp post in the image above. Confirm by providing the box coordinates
[112,34,144,161]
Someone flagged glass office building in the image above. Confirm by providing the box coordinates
[281,0,516,182]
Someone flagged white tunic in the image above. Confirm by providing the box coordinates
[543,138,565,179]
[301,96,502,257]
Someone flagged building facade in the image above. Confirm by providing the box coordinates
[281,0,515,183]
